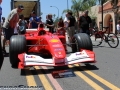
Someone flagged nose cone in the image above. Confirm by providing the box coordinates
[55,51,65,58]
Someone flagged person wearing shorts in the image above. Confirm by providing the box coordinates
[0,24,4,70]
[67,11,76,44]
[2,4,24,54]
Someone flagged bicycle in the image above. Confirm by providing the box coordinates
[90,26,119,48]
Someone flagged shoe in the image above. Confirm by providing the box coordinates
[11,65,18,69]
[2,49,7,55]
[67,44,71,47]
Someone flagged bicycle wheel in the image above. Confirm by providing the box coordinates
[107,33,119,48]
[90,33,103,46]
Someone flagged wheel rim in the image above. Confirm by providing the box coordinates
[91,34,102,46]
[74,39,79,51]
[107,33,119,48]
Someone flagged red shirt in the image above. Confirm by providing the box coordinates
[58,22,64,27]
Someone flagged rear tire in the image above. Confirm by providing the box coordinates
[91,33,103,46]
[107,33,119,48]
[9,35,26,68]
[72,33,93,52]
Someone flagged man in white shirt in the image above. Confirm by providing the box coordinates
[14,23,19,35]
[116,21,120,35]
[64,13,68,28]
[64,13,69,44]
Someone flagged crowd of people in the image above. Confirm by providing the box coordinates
[0,4,93,70]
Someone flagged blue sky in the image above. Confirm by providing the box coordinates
[1,0,72,22]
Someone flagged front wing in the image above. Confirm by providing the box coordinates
[18,50,96,69]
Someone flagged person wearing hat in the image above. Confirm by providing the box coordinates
[78,10,92,35]
[28,11,40,29]
[2,4,24,55]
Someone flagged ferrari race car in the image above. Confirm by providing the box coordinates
[9,23,96,69]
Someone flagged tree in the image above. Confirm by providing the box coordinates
[97,0,108,5]
[111,0,119,34]
[62,0,87,18]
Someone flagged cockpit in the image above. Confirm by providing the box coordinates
[38,23,46,35]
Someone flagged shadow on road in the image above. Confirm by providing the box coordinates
[20,64,99,76]
[93,45,120,49]
[73,63,99,71]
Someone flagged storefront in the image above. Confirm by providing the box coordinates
[97,0,120,33]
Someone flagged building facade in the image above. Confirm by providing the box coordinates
[96,1,120,33]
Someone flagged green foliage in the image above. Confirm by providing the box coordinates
[97,0,108,5]
[111,0,118,6]
[54,17,59,27]
[62,0,97,18]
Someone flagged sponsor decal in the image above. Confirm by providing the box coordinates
[58,55,63,57]
[52,44,62,47]
[76,52,84,55]
[58,52,61,54]
[54,48,63,51]
[50,39,59,43]
[26,56,36,58]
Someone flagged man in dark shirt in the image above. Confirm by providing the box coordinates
[67,11,76,43]
[78,10,92,35]
[0,29,4,70]
[46,14,54,33]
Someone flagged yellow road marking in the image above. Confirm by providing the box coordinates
[74,64,120,90]
[34,66,53,90]
[25,69,37,86]
[68,65,104,90]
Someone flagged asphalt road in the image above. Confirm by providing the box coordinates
[0,38,120,90]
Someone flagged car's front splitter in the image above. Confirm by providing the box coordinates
[18,50,96,69]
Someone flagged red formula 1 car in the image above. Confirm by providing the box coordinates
[9,24,96,69]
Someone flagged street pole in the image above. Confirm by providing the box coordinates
[50,6,59,18]
[67,0,69,11]
[101,0,103,31]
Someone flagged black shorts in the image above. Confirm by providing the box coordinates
[80,28,90,36]
[20,30,26,34]
[3,27,14,40]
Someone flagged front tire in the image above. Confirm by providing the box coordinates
[9,35,26,68]
[72,33,93,52]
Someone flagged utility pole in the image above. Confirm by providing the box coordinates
[101,0,103,30]
[50,6,59,18]
[67,0,69,11]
